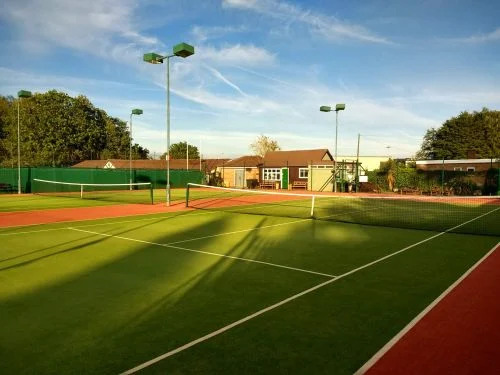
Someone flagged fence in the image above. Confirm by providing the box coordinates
[364,168,499,196]
[0,167,204,193]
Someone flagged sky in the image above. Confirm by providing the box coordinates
[0,0,499,159]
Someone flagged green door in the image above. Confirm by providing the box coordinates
[281,168,289,189]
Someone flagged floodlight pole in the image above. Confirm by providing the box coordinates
[130,112,133,190]
[17,90,32,194]
[320,103,345,192]
[17,100,21,194]
[129,109,143,190]
[143,43,194,206]
[166,55,172,205]
[335,110,339,192]
[163,54,176,205]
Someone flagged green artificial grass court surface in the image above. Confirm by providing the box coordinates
[1,206,499,374]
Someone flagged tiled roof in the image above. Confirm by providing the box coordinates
[223,155,263,167]
[263,149,332,167]
[72,159,228,171]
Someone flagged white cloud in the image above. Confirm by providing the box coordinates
[197,44,276,66]
[191,25,247,42]
[222,0,391,44]
[450,27,500,43]
[205,65,247,96]
[0,0,161,62]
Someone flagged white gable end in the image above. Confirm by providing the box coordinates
[103,161,115,169]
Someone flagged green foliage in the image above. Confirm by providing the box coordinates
[366,164,488,196]
[161,141,200,160]
[483,168,499,195]
[0,90,149,167]
[416,108,500,159]
[415,128,437,160]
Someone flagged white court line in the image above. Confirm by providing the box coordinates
[0,197,370,237]
[68,227,336,278]
[354,241,500,375]
[119,206,500,374]
[0,202,281,236]
[166,207,381,246]
[166,218,310,245]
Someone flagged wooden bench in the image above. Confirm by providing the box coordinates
[423,187,442,196]
[259,181,275,189]
[292,181,307,190]
[401,187,421,195]
[0,183,16,193]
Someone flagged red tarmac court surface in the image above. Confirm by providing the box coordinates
[362,243,500,375]
[0,202,189,228]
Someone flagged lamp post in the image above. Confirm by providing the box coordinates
[17,90,32,194]
[320,103,346,192]
[129,108,143,190]
[144,42,195,205]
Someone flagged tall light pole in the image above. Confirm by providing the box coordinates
[17,90,32,194]
[144,43,195,206]
[129,108,143,190]
[320,103,346,192]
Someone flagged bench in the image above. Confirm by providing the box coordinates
[259,181,275,189]
[422,187,442,196]
[0,183,16,193]
[401,187,421,195]
[292,181,307,190]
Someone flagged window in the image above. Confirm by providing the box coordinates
[299,168,308,179]
[467,167,475,172]
[453,167,462,171]
[263,168,281,181]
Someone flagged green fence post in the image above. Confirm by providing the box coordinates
[441,158,444,195]
[185,183,190,207]
[497,167,500,196]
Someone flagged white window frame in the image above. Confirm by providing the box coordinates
[299,168,308,179]
[467,167,475,172]
[262,168,281,181]
[453,167,462,171]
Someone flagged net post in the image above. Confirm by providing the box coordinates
[80,184,83,199]
[186,183,190,207]
[149,183,154,205]
[310,195,315,218]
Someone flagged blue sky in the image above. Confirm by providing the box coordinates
[0,0,499,158]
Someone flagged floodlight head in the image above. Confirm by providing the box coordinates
[143,52,164,64]
[320,106,332,112]
[18,90,32,98]
[335,103,346,111]
[131,109,143,115]
[173,42,194,58]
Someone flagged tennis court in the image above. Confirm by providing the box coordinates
[1,185,499,374]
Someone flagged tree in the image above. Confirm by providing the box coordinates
[250,134,281,157]
[0,90,150,166]
[132,144,150,159]
[416,108,500,160]
[0,96,15,166]
[161,141,200,159]
[381,158,396,191]
[415,128,437,160]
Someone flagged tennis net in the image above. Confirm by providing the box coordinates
[186,183,500,236]
[33,179,154,205]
